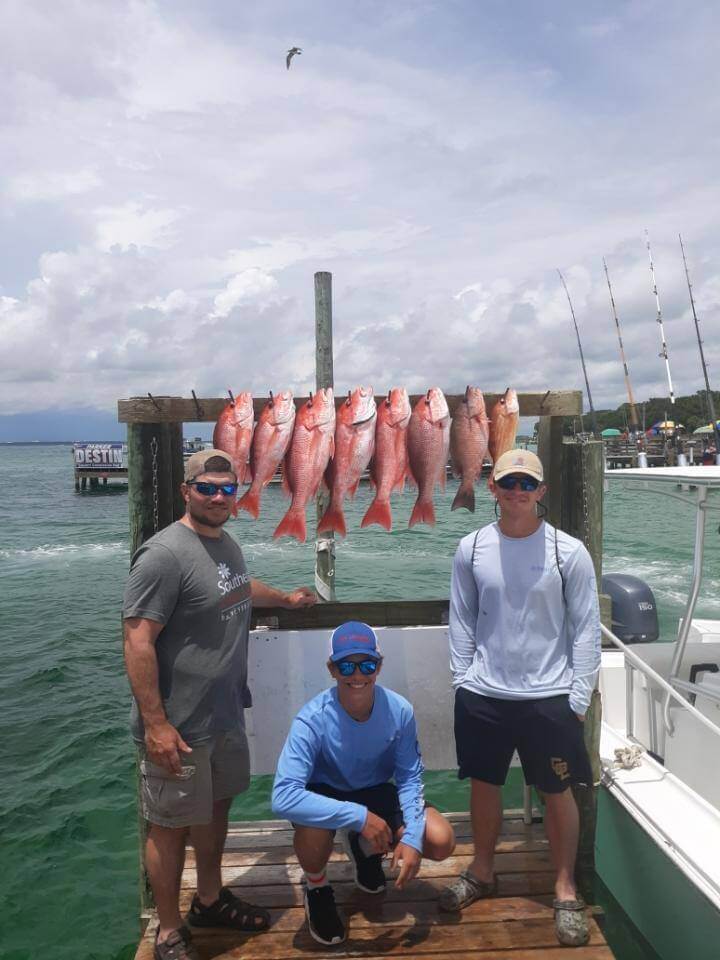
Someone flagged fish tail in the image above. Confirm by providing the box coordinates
[451,483,475,513]
[236,487,260,519]
[361,497,392,531]
[273,507,307,543]
[408,497,436,528]
[317,503,347,537]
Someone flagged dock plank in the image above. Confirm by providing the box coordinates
[135,816,614,959]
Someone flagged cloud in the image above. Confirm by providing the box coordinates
[1,0,719,426]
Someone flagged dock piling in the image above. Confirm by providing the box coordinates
[314,271,336,602]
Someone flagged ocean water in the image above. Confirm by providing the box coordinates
[1,444,718,960]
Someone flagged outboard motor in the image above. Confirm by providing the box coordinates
[601,573,659,644]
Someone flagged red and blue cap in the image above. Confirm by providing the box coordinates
[329,621,381,662]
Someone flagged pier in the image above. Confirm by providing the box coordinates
[132,811,614,960]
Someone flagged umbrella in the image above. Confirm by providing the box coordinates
[693,421,720,435]
[646,420,684,436]
[601,428,622,437]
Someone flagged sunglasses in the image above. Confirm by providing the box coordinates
[189,481,238,496]
[336,658,380,676]
[495,474,540,492]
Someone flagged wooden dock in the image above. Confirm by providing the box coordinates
[134,812,614,960]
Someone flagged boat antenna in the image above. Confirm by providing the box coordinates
[557,269,599,436]
[603,257,640,433]
[645,230,675,405]
[679,234,720,456]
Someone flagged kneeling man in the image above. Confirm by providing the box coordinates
[272,621,455,945]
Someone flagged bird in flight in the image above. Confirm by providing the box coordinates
[286,47,302,69]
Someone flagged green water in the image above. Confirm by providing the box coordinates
[1,445,718,959]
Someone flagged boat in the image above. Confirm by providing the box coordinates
[597,465,720,960]
[182,436,207,458]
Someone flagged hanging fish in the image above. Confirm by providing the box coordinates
[237,390,296,519]
[273,389,336,543]
[361,387,412,532]
[213,391,255,485]
[488,387,519,464]
[318,387,376,538]
[450,386,489,512]
[407,388,450,528]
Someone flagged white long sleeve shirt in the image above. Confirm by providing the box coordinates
[449,521,601,715]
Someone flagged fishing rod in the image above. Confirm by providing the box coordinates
[679,234,720,456]
[645,230,675,405]
[603,258,640,432]
[557,269,599,436]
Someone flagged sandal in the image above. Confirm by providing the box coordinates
[439,870,497,912]
[554,897,590,946]
[187,886,271,931]
[154,926,199,960]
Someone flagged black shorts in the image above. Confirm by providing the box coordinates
[454,687,592,794]
[305,781,404,835]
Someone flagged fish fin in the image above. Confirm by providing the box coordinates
[439,469,447,492]
[403,467,417,490]
[242,463,253,485]
[361,498,392,531]
[348,480,360,499]
[408,497,436,528]
[236,488,260,519]
[280,461,291,496]
[230,498,239,518]
[273,508,307,543]
[451,484,475,513]
[317,504,347,537]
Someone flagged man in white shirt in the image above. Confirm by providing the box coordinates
[441,449,601,947]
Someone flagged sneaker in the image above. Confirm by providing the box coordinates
[304,885,346,945]
[344,831,387,894]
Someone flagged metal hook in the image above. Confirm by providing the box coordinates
[539,389,550,412]
[268,390,274,407]
[308,390,313,407]
[227,389,235,404]
[147,392,161,412]
[191,390,204,418]
[385,389,391,407]
[346,390,352,406]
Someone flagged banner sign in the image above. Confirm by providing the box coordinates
[73,443,126,471]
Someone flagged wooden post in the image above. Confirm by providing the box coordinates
[314,271,336,602]
[125,409,184,921]
[127,415,184,555]
[536,415,564,526]
[560,439,604,900]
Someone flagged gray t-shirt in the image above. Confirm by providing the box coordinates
[123,521,253,742]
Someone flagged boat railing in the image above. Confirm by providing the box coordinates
[600,623,720,757]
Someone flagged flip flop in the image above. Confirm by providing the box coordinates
[438,870,497,912]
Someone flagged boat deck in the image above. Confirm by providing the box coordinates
[134,812,614,959]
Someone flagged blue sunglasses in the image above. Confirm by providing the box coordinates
[336,658,380,676]
[190,481,238,496]
[496,474,540,492]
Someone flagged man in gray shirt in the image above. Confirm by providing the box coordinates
[123,449,316,960]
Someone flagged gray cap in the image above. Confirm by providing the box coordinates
[184,448,235,482]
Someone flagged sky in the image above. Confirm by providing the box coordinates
[1,0,719,440]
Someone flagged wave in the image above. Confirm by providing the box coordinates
[0,541,129,561]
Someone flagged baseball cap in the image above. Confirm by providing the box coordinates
[329,621,381,662]
[492,449,544,482]
[184,448,235,482]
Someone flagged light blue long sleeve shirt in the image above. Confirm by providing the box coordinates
[449,521,601,715]
[271,685,426,853]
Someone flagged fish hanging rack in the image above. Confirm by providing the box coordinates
[118,390,582,424]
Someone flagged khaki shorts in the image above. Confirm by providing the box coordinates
[139,728,250,828]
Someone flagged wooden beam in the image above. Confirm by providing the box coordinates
[251,598,449,630]
[314,270,336,602]
[118,390,582,424]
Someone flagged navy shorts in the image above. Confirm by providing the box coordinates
[454,687,592,793]
[306,781,405,835]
